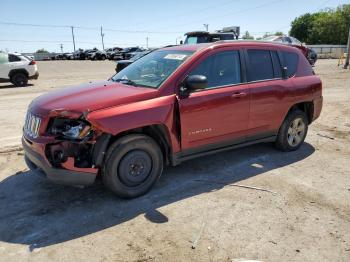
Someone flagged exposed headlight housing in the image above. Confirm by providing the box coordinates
[48,118,92,140]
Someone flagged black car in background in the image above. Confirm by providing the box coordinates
[106,47,123,60]
[111,47,144,60]
[79,48,98,60]
[90,50,107,60]
[115,50,152,73]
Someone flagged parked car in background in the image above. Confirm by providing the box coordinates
[72,49,84,60]
[90,50,107,60]
[115,50,152,73]
[22,41,322,198]
[184,26,240,44]
[80,48,98,60]
[261,35,317,65]
[53,53,73,60]
[106,47,123,60]
[111,47,144,60]
[0,52,39,86]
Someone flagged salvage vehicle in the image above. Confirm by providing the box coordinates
[23,41,322,198]
[0,52,39,86]
[261,35,317,65]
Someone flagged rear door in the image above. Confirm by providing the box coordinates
[244,48,293,139]
[178,48,250,151]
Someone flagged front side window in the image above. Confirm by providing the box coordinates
[247,49,274,82]
[189,50,241,89]
[112,50,193,89]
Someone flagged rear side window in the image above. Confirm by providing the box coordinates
[282,51,298,77]
[247,50,274,81]
[189,50,241,89]
[9,54,21,62]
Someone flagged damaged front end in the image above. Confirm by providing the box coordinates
[45,117,95,168]
[23,110,110,186]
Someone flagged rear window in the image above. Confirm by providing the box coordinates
[247,50,274,81]
[282,51,298,77]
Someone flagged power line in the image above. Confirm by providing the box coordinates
[0,21,182,34]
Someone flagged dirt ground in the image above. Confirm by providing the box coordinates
[0,60,349,262]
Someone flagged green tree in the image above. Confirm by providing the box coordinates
[290,4,350,44]
[36,48,49,53]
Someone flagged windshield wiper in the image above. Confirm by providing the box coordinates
[112,78,138,86]
[111,78,156,89]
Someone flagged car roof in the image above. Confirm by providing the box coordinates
[160,40,299,53]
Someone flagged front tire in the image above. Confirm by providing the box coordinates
[103,134,163,198]
[275,109,308,151]
[11,73,28,87]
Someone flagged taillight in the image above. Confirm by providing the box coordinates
[29,60,36,65]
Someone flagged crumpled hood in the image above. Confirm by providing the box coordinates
[29,80,157,117]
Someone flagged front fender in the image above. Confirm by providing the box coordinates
[86,94,180,152]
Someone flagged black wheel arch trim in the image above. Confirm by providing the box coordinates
[8,68,29,78]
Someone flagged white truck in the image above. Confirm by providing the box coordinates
[0,52,39,87]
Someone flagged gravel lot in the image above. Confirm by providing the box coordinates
[0,60,349,262]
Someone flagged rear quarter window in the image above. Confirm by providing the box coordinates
[8,54,21,62]
[282,51,298,77]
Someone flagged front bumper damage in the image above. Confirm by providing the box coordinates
[22,136,98,186]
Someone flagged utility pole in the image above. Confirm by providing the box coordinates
[71,26,76,52]
[203,24,209,32]
[60,44,63,53]
[100,26,105,50]
[146,36,149,49]
[343,25,350,69]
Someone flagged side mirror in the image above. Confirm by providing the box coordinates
[180,40,183,45]
[179,75,207,98]
[185,75,207,91]
[282,67,288,79]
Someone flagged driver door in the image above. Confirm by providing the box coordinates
[178,49,250,152]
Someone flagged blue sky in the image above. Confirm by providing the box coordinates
[0,0,348,53]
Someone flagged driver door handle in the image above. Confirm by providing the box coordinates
[231,92,247,98]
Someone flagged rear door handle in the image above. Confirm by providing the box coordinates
[231,92,247,98]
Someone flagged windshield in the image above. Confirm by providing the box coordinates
[111,50,193,89]
[130,51,149,61]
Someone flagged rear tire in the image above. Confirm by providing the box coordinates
[103,134,163,198]
[275,109,308,151]
[11,73,28,87]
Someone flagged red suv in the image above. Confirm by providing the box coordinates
[22,41,322,198]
